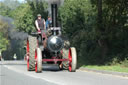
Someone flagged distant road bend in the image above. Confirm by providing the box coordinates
[0,60,128,85]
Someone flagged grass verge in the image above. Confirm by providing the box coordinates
[82,65,128,73]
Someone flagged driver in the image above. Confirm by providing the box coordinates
[35,14,47,48]
[35,14,46,32]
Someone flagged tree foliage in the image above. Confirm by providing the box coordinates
[11,0,48,33]
[59,0,128,66]
[0,0,20,17]
[0,0,48,60]
[0,20,9,51]
[0,2,11,16]
[0,0,128,64]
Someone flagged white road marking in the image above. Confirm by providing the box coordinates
[3,64,128,85]
[3,65,64,85]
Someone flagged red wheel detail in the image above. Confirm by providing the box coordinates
[68,48,72,72]
[27,40,29,70]
[35,49,37,72]
[27,40,29,53]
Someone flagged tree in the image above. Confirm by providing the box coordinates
[0,19,9,51]
[97,0,108,63]
[59,0,99,65]
[59,0,128,65]
[12,0,48,33]
[0,0,21,17]
[93,0,128,61]
[0,2,11,16]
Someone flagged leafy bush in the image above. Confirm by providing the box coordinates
[59,0,128,66]
[120,58,128,67]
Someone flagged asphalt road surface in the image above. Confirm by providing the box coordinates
[0,61,128,85]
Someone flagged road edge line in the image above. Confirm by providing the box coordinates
[78,67,128,78]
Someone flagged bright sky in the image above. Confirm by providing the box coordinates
[18,0,25,3]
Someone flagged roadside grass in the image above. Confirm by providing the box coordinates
[82,65,128,73]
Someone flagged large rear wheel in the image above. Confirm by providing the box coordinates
[62,40,70,69]
[27,36,37,71]
[62,48,69,69]
[68,47,77,72]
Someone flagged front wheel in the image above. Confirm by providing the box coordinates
[27,36,37,71]
[68,47,77,72]
[35,48,42,73]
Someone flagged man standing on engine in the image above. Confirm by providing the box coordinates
[35,14,46,32]
[46,16,52,30]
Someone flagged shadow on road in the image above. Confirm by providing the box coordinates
[0,60,67,72]
[42,65,64,72]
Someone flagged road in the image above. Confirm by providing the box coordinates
[0,61,128,85]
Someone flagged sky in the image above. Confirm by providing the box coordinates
[18,0,25,3]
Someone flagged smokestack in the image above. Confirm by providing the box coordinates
[51,4,57,27]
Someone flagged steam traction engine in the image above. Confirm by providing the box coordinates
[26,4,77,73]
